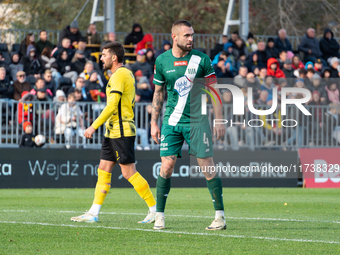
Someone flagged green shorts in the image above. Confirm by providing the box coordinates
[160,124,213,158]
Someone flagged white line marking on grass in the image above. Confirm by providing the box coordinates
[0,220,339,245]
[1,209,340,224]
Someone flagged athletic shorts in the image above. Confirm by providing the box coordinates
[100,136,135,164]
[160,124,213,158]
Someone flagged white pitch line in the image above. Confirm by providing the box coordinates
[0,220,338,245]
[1,209,340,224]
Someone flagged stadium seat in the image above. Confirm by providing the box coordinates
[58,77,73,94]
[0,43,12,66]
[11,43,20,53]
[26,76,37,87]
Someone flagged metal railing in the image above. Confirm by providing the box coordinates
[1,28,340,53]
[1,101,339,150]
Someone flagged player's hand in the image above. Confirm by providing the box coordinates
[151,122,161,144]
[214,123,225,140]
[84,126,96,139]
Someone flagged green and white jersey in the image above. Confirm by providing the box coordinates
[153,49,215,126]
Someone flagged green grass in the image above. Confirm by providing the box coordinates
[0,188,339,254]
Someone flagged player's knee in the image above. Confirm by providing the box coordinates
[122,171,132,180]
[160,165,174,178]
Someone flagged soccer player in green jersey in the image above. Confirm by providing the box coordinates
[151,20,226,230]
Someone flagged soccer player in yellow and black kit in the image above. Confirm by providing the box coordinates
[71,42,157,223]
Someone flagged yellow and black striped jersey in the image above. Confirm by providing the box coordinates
[92,67,136,138]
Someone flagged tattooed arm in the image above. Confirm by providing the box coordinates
[151,84,165,144]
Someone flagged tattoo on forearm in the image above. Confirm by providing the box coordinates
[151,86,164,123]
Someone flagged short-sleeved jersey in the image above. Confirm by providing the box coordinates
[153,49,215,126]
[92,67,136,138]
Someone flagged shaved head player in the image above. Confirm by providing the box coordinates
[151,20,226,230]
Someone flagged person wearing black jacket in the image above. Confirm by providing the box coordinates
[319,28,340,61]
[58,20,84,48]
[124,23,144,46]
[0,67,13,99]
[19,121,35,147]
[266,37,280,59]
[274,29,293,53]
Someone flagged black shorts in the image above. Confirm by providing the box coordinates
[100,136,135,164]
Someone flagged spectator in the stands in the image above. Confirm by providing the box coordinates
[210,35,228,59]
[18,91,35,124]
[305,68,315,88]
[19,33,35,58]
[298,28,325,65]
[245,72,261,100]
[277,50,287,69]
[135,33,154,53]
[314,58,323,75]
[321,67,331,79]
[214,56,233,78]
[124,23,144,45]
[86,23,101,45]
[282,59,296,79]
[79,60,104,87]
[55,92,85,149]
[246,52,264,72]
[256,90,269,105]
[72,50,88,75]
[67,77,92,101]
[34,86,54,130]
[234,65,248,88]
[306,73,327,103]
[292,55,305,70]
[256,41,270,67]
[135,70,153,102]
[232,37,249,61]
[58,20,83,48]
[39,47,59,76]
[245,32,257,53]
[0,67,13,100]
[267,58,285,78]
[13,71,31,101]
[155,39,172,58]
[229,31,239,45]
[305,61,314,70]
[325,79,340,104]
[256,67,267,86]
[43,70,57,96]
[84,71,102,91]
[131,49,152,79]
[329,57,339,78]
[319,28,340,62]
[57,49,78,83]
[20,45,43,79]
[266,37,279,59]
[30,77,53,98]
[261,76,276,96]
[76,38,91,59]
[145,48,155,72]
[53,38,75,61]
[19,121,35,148]
[53,89,66,110]
[35,30,53,56]
[0,52,10,75]
[100,32,116,51]
[9,53,24,81]
[274,29,293,53]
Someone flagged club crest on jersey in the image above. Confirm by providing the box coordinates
[174,61,188,66]
[174,76,192,97]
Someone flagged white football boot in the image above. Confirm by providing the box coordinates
[138,211,156,224]
[71,212,99,223]
[153,215,165,230]
[205,216,227,230]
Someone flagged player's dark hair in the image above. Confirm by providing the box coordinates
[102,42,125,63]
[172,20,192,30]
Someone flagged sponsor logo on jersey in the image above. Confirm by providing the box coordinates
[166,70,176,73]
[187,67,196,75]
[174,61,188,66]
[174,76,192,97]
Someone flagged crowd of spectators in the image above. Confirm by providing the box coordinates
[1,22,340,149]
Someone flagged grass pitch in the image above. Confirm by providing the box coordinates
[0,188,339,254]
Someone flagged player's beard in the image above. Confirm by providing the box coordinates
[103,60,113,71]
[177,41,192,52]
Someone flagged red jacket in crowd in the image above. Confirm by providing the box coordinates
[267,58,286,78]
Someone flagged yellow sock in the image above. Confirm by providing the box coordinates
[128,172,156,207]
[93,169,112,205]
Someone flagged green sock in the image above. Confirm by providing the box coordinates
[206,176,224,211]
[156,175,171,212]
